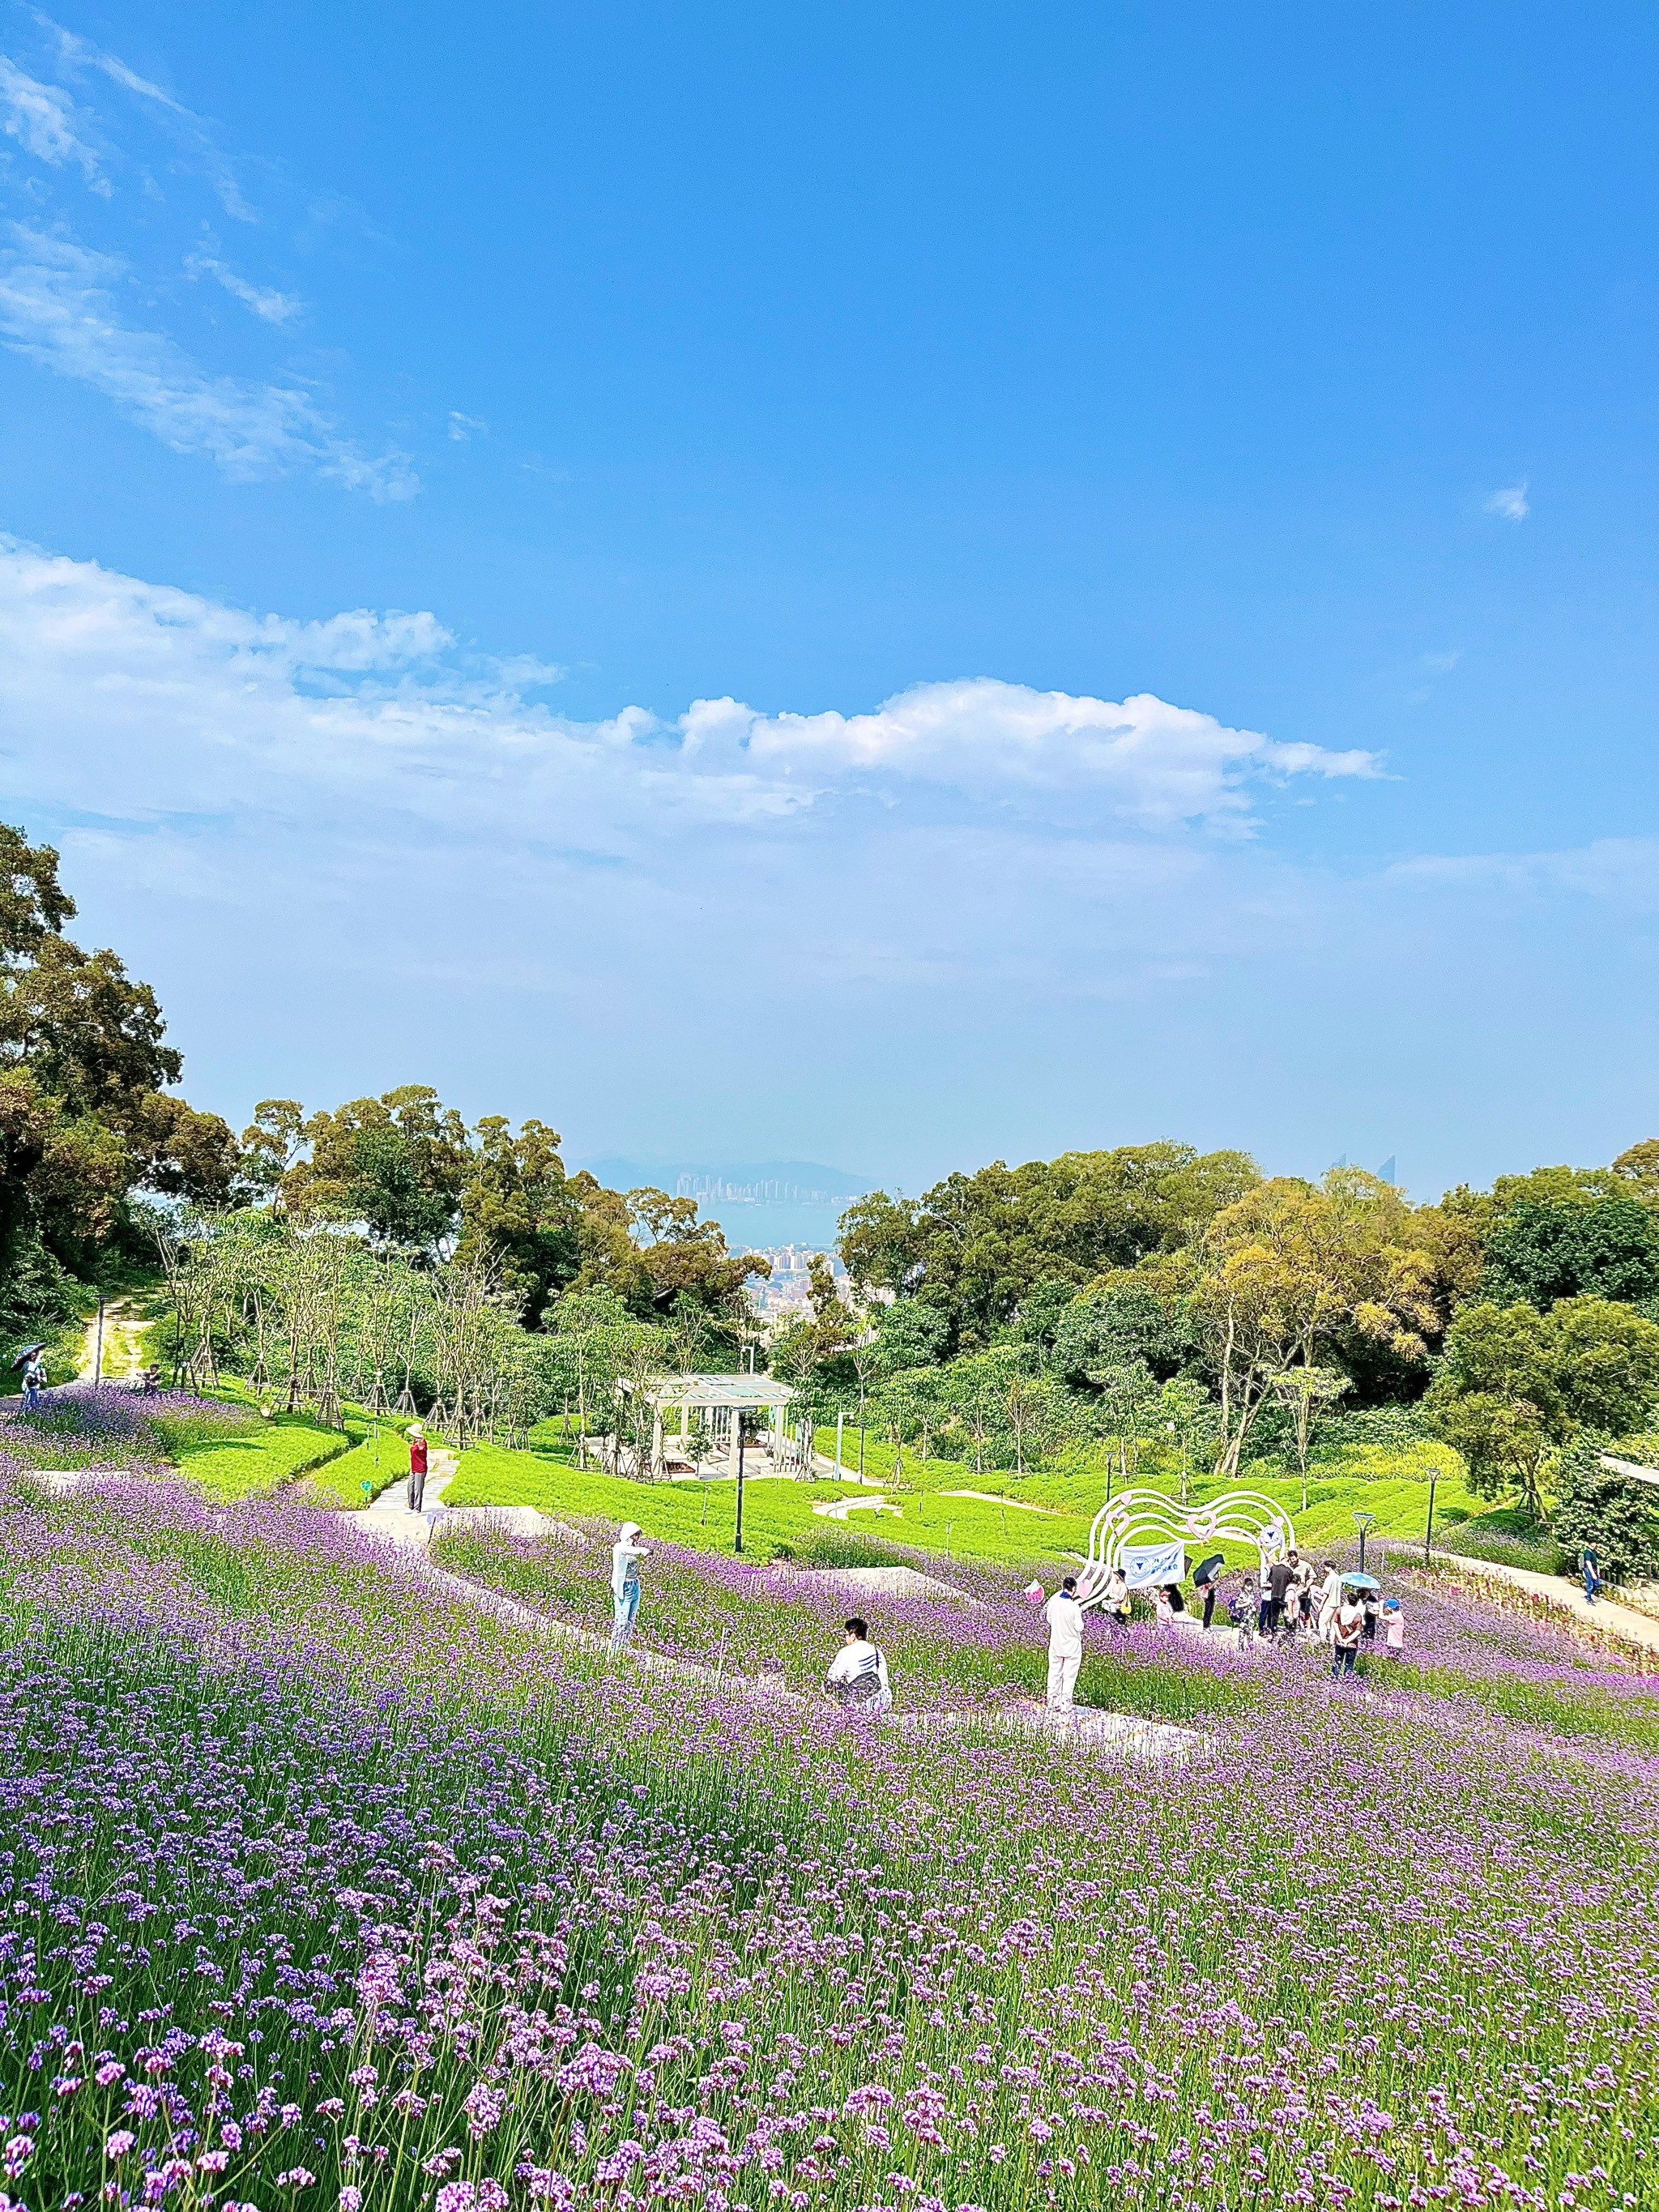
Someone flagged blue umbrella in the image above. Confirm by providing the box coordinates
[11,1343,45,1368]
[1342,1572,1381,1591]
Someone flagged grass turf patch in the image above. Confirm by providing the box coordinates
[170,1410,354,1501]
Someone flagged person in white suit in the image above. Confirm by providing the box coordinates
[1043,1575,1085,1712]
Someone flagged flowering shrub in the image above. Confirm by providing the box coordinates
[0,1471,1653,2210]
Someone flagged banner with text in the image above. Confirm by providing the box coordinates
[1120,1539,1187,1591]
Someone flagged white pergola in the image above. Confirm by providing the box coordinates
[618,1373,804,1478]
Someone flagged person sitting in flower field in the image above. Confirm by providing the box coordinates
[825,1617,891,1715]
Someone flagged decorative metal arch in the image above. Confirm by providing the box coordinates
[1076,1487,1295,1607]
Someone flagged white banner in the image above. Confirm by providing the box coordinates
[1120,1539,1187,1590]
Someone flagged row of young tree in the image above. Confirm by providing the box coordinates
[157,1203,751,1465]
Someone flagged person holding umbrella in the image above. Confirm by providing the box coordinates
[16,1344,47,1411]
[1193,1552,1225,1630]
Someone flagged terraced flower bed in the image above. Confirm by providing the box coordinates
[0,1471,1654,2210]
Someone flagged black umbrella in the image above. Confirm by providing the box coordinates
[1192,1551,1226,1587]
[11,1343,45,1368]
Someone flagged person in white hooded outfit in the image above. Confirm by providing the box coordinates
[610,1522,647,1653]
[1043,1575,1085,1712]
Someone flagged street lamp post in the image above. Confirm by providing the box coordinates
[1424,1467,1439,1566]
[1353,1509,1376,1575]
[735,1414,748,1555]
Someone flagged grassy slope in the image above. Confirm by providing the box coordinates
[168,1386,416,1510]
[172,1411,356,1503]
[446,1416,1489,1572]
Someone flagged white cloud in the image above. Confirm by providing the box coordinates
[1484,480,1530,522]
[0,54,104,187]
[0,227,416,496]
[0,541,1380,859]
[683,680,1379,828]
[185,250,302,325]
[40,15,256,220]
[447,410,487,441]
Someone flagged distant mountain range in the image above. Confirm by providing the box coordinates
[576,1157,875,1252]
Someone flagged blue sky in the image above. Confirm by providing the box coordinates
[2,2,1657,1206]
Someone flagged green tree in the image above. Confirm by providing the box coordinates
[1188,1169,1440,1479]
[838,1142,1260,1350]
[872,1297,949,1377]
[1269,1364,1350,1511]
[1049,1282,1195,1385]
[1090,1357,1160,1496]
[570,1176,769,1322]
[0,822,234,1311]
[1482,1195,1659,1309]
[1550,1437,1659,1586]
[287,1086,472,1252]
[458,1115,582,1321]
[1426,1296,1659,1515]
[1157,1373,1220,1505]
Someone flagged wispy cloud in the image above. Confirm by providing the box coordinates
[1484,479,1530,523]
[0,23,408,491]
[0,539,1385,887]
[0,53,104,186]
[1388,837,1659,912]
[184,249,301,325]
[41,19,186,114]
[41,14,255,220]
[447,410,487,442]
[0,227,415,495]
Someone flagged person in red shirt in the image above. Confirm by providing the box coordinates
[407,1422,429,1510]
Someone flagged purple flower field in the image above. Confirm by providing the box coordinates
[0,1386,253,1483]
[0,1472,1655,2212]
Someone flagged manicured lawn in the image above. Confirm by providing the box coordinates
[446,1442,903,1557]
[171,1410,355,1501]
[302,1424,414,1508]
[446,1425,1488,1576]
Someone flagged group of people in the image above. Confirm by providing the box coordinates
[604,1518,1406,1723]
[1035,1551,1407,1708]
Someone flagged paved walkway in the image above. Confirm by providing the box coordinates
[1427,1548,1659,1660]
[75,1298,146,1384]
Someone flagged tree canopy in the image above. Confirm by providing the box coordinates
[838,1142,1260,1351]
[0,822,237,1330]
